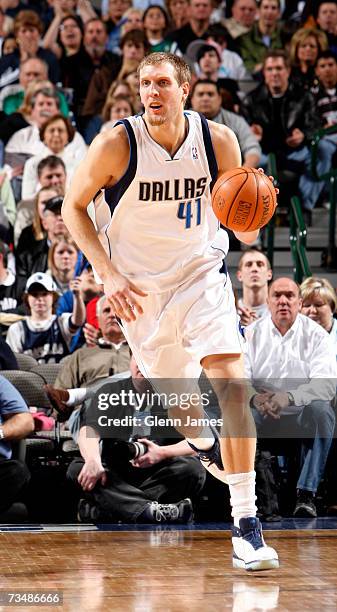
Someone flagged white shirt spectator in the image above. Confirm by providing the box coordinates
[244,313,337,412]
[6,124,87,158]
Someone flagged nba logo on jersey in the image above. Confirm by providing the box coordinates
[192,146,198,160]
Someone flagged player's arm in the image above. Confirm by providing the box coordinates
[62,127,147,322]
[209,121,260,245]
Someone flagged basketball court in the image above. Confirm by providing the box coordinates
[1,518,337,611]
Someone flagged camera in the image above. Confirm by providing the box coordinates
[113,439,148,462]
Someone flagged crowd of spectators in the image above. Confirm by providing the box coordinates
[0,0,337,523]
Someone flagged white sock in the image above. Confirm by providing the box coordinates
[186,425,215,450]
[67,388,88,406]
[227,470,257,528]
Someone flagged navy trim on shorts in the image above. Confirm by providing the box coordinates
[199,113,218,192]
[104,118,137,216]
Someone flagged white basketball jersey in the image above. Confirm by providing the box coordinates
[93,110,229,292]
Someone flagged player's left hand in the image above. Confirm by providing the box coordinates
[131,439,165,468]
[257,167,279,196]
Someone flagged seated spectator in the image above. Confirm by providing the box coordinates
[56,264,102,352]
[289,27,328,90]
[165,0,190,30]
[48,294,130,396]
[5,85,61,159]
[169,0,213,54]
[315,1,337,56]
[43,13,84,61]
[16,194,68,294]
[21,114,87,200]
[205,23,252,80]
[0,336,18,369]
[1,32,16,55]
[1,57,69,116]
[61,17,121,126]
[105,0,132,53]
[67,355,205,523]
[0,239,17,313]
[224,0,257,40]
[14,157,66,248]
[0,80,61,149]
[43,2,97,59]
[236,248,272,326]
[245,277,337,517]
[0,10,60,91]
[46,234,78,294]
[312,50,337,131]
[0,375,33,515]
[120,8,144,37]
[300,276,337,356]
[237,0,283,75]
[143,5,178,53]
[6,271,85,363]
[0,7,13,55]
[242,50,336,217]
[190,79,261,168]
[81,29,148,141]
[0,169,16,242]
[100,94,135,133]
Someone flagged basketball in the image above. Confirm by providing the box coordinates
[211,167,277,232]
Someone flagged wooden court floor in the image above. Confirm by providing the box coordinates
[0,528,337,611]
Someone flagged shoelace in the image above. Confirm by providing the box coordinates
[242,527,264,551]
[151,502,179,522]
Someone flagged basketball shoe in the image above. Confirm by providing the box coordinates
[232,517,279,571]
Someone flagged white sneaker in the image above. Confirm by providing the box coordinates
[232,517,279,571]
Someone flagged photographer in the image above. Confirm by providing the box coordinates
[67,356,206,523]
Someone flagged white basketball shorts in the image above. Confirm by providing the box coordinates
[120,264,244,380]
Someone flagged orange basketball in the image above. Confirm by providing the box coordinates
[211,167,277,232]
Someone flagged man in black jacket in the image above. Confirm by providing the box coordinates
[242,49,336,212]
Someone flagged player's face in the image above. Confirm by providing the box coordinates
[140,62,189,126]
[267,279,301,328]
[301,293,333,332]
[237,253,272,289]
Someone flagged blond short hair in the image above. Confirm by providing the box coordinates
[300,277,337,313]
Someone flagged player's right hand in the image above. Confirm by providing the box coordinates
[104,272,147,322]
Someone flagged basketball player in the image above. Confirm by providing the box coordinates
[62,53,279,571]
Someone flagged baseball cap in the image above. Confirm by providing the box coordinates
[25,273,58,293]
[185,40,222,63]
[44,195,63,214]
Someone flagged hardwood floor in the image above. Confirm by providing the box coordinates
[1,528,336,611]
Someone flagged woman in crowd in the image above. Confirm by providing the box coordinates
[15,186,60,252]
[166,0,190,30]
[300,276,337,356]
[21,114,87,199]
[47,234,78,295]
[43,13,84,60]
[100,94,135,133]
[6,271,85,364]
[15,194,68,295]
[120,8,144,37]
[143,5,178,53]
[290,27,328,90]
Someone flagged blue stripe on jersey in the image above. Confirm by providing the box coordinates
[199,113,218,191]
[104,118,138,215]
